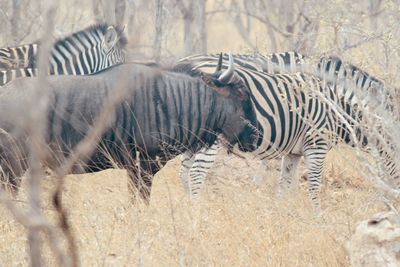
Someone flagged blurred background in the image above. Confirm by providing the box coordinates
[1,0,399,82]
[1,0,400,266]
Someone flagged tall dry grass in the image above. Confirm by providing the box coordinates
[0,146,388,266]
[0,0,399,265]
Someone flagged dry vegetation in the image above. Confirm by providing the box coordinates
[0,147,389,266]
[0,0,400,266]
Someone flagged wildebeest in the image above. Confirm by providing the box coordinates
[0,54,258,202]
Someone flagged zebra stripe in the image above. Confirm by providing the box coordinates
[318,56,396,117]
[0,24,126,85]
[0,44,37,70]
[179,53,399,213]
[180,51,305,74]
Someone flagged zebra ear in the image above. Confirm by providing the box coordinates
[103,26,119,52]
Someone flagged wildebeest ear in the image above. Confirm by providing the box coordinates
[201,72,231,97]
[103,26,119,52]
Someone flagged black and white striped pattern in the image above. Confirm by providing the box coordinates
[318,56,397,117]
[179,52,306,199]
[180,51,305,73]
[178,53,399,213]
[0,43,37,70]
[0,24,126,85]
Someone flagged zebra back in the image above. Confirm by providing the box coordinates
[0,24,127,86]
[0,44,37,70]
[317,56,397,117]
[179,51,306,75]
[0,68,37,85]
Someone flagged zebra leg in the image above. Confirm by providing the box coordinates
[252,160,268,186]
[278,154,302,195]
[187,143,219,199]
[179,151,195,194]
[303,138,329,215]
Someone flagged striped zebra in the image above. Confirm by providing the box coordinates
[318,56,397,117]
[181,51,305,73]
[179,52,306,198]
[178,53,399,213]
[0,24,126,85]
[0,43,36,70]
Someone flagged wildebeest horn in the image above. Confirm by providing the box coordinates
[215,53,223,72]
[218,52,234,84]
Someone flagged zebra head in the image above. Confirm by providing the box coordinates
[99,25,127,69]
[200,53,258,153]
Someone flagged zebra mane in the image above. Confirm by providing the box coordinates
[50,23,127,51]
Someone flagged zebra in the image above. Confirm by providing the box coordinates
[178,52,306,198]
[0,43,36,70]
[180,51,305,73]
[0,54,258,202]
[0,23,126,85]
[317,55,397,117]
[177,53,399,213]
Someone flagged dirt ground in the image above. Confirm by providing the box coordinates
[0,146,390,266]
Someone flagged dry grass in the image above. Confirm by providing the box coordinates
[0,2,398,264]
[0,146,390,266]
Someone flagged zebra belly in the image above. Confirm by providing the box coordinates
[249,115,307,160]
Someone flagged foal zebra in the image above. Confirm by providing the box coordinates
[178,53,399,213]
[0,24,126,85]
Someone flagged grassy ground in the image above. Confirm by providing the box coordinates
[0,146,389,266]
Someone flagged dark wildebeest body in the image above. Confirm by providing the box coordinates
[0,59,257,202]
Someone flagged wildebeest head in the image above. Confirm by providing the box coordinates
[200,53,258,152]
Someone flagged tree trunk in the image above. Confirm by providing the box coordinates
[115,0,126,27]
[153,0,163,61]
[10,0,22,45]
[199,0,207,53]
[183,1,194,56]
[93,0,103,23]
[104,0,116,25]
